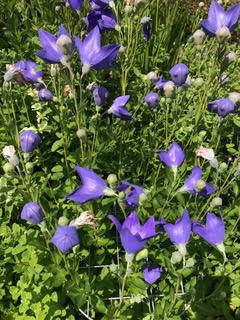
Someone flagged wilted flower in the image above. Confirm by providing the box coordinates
[74,26,120,76]
[51,226,80,253]
[70,211,98,228]
[108,95,133,121]
[200,0,240,37]
[21,202,44,224]
[93,86,109,106]
[142,263,162,285]
[2,145,16,159]
[118,181,146,209]
[179,166,215,197]
[85,8,116,32]
[36,25,73,64]
[140,17,152,42]
[109,211,159,254]
[196,146,215,161]
[66,166,113,205]
[169,63,189,86]
[145,92,159,109]
[38,88,53,101]
[208,98,236,117]
[20,130,41,153]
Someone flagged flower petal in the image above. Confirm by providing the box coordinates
[122,211,141,235]
[120,228,146,253]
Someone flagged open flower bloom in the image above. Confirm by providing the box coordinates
[161,209,191,254]
[51,226,79,253]
[108,95,133,121]
[109,211,159,254]
[20,130,41,153]
[93,86,109,106]
[200,0,240,37]
[179,166,215,198]
[118,181,145,209]
[169,63,189,86]
[36,25,73,64]
[156,142,185,176]
[85,8,116,32]
[142,263,162,285]
[68,0,84,9]
[74,26,120,76]
[66,166,111,205]
[192,212,224,245]
[21,202,44,224]
[208,98,236,117]
[155,75,168,90]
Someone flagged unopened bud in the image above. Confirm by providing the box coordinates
[198,2,204,7]
[199,130,206,138]
[25,162,34,174]
[76,129,87,141]
[55,5,60,12]
[193,77,204,87]
[219,74,229,86]
[139,193,147,206]
[147,71,158,82]
[210,197,222,207]
[229,92,240,104]
[186,257,195,268]
[58,216,69,226]
[103,187,116,197]
[3,162,15,174]
[115,24,121,32]
[135,248,148,261]
[119,46,125,53]
[124,5,133,14]
[149,122,154,127]
[225,51,237,64]
[107,174,118,188]
[219,162,227,172]
[56,35,72,55]
[118,191,125,201]
[171,251,182,264]
[216,27,230,43]
[164,81,175,98]
[193,29,205,45]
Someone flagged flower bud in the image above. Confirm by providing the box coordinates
[20,130,41,153]
[147,71,158,82]
[216,27,230,43]
[210,197,222,207]
[169,63,188,86]
[124,5,133,14]
[186,257,195,268]
[135,248,148,261]
[145,92,159,109]
[219,162,227,172]
[21,202,44,225]
[107,174,118,188]
[56,34,72,55]
[193,77,204,87]
[38,88,53,101]
[76,129,87,141]
[219,74,229,86]
[118,191,125,201]
[115,24,121,32]
[198,2,204,7]
[58,216,69,226]
[196,179,206,192]
[3,162,15,174]
[193,29,205,45]
[119,46,125,53]
[50,64,58,77]
[93,87,109,106]
[229,92,240,104]
[9,155,19,166]
[171,251,182,264]
[164,81,175,98]
[139,193,147,206]
[25,162,34,174]
[225,51,237,64]
[86,82,98,91]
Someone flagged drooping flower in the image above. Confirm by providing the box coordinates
[118,181,145,209]
[142,263,162,285]
[169,63,189,86]
[140,17,152,42]
[21,202,44,224]
[74,26,120,76]
[155,75,168,90]
[108,95,133,121]
[38,88,53,101]
[51,226,80,253]
[85,8,116,32]
[36,25,73,64]
[179,166,215,198]
[20,130,41,153]
[66,166,110,205]
[192,212,224,245]
[200,0,240,37]
[109,211,159,254]
[156,142,185,176]
[208,98,236,117]
[93,86,109,106]
[145,92,159,109]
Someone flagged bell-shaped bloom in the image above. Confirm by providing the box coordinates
[85,8,116,32]
[192,212,224,245]
[161,209,191,247]
[140,17,152,42]
[156,75,168,90]
[208,98,236,117]
[169,63,188,86]
[38,88,53,101]
[16,59,43,84]
[74,26,120,75]
[145,92,159,109]
[109,211,159,254]
[179,166,215,198]
[68,0,84,10]
[200,0,240,37]
[36,25,73,64]
[20,130,41,153]
[108,95,133,121]
[156,142,185,175]
[93,86,109,106]
[66,166,108,205]
[21,202,44,224]
[142,263,162,285]
[118,181,145,209]
[51,226,80,253]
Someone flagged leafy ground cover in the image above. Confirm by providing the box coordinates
[0,0,240,319]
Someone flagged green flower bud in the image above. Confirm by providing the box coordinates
[219,291,227,300]
[139,193,147,206]
[219,162,228,173]
[196,179,206,192]
[210,197,222,207]
[58,216,69,226]
[199,130,206,138]
[118,191,125,201]
[186,257,195,268]
[135,248,148,261]
[25,162,34,174]
[3,162,15,174]
[193,77,204,87]
[216,27,230,43]
[109,263,118,273]
[171,251,182,264]
[164,81,175,98]
[76,129,87,141]
[107,174,118,187]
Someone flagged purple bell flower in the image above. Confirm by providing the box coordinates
[36,25,73,64]
[169,63,189,86]
[109,211,159,254]
[200,0,240,37]
[192,212,224,245]
[93,86,109,106]
[142,263,162,285]
[156,142,185,176]
[51,226,80,253]
[20,130,41,153]
[68,0,84,10]
[14,59,43,84]
[108,95,133,121]
[208,98,236,117]
[38,88,53,101]
[145,92,159,109]
[156,75,168,90]
[74,26,120,76]
[140,17,152,42]
[66,166,108,205]
[85,8,116,32]
[21,202,44,224]
[118,181,145,209]
[180,166,216,198]
[90,0,111,10]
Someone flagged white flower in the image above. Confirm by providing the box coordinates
[2,145,16,159]
[196,146,215,161]
[69,211,98,228]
